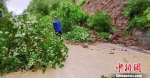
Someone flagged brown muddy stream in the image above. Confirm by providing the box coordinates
[2,43,150,78]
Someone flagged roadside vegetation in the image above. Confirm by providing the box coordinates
[0,0,113,75]
[101,75,117,78]
[25,0,114,42]
[0,0,149,77]
[124,0,150,35]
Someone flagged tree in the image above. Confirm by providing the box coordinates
[0,0,8,14]
[25,0,61,15]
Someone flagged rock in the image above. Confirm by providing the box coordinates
[109,52,114,54]
[25,65,29,71]
[82,44,88,48]
[135,31,142,36]
[113,48,115,50]
[122,48,127,51]
[112,48,115,50]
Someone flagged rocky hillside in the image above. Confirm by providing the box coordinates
[82,0,150,49]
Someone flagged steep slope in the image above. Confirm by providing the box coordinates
[82,0,148,49]
[82,0,127,29]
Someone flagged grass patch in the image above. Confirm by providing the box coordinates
[123,58,128,63]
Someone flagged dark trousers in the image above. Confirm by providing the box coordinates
[55,32,62,38]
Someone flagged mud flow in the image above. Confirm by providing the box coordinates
[3,43,150,78]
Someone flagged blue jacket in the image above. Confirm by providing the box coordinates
[53,19,62,32]
[0,13,2,18]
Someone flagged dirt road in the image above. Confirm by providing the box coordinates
[2,43,150,78]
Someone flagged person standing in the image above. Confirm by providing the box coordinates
[0,11,2,18]
[53,16,63,39]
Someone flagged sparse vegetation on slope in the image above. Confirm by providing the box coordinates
[124,0,150,35]
[87,12,112,32]
[82,0,150,50]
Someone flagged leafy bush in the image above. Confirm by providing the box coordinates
[26,0,60,15]
[98,32,109,40]
[0,14,68,75]
[123,0,150,35]
[101,75,109,78]
[72,5,89,26]
[0,16,14,31]
[0,0,8,14]
[54,2,89,33]
[64,26,91,43]
[110,27,116,32]
[79,0,87,6]
[56,2,75,32]
[26,0,89,33]
[124,0,150,18]
[87,12,112,33]
[101,75,117,78]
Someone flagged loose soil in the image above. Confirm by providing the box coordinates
[82,0,150,50]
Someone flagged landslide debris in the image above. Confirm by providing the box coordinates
[82,0,150,50]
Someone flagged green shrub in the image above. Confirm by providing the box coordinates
[64,26,91,43]
[56,2,75,32]
[110,27,116,32]
[27,0,89,33]
[55,2,89,33]
[124,0,150,18]
[0,17,14,31]
[0,0,8,14]
[26,0,60,15]
[50,0,61,10]
[98,32,109,40]
[0,14,68,75]
[79,0,87,6]
[73,6,89,26]
[101,75,109,78]
[87,12,112,33]
[123,0,150,34]
[101,75,117,78]
[145,7,150,21]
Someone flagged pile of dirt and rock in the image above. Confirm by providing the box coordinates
[82,0,128,28]
[81,0,150,50]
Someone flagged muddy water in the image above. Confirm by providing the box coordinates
[2,43,150,78]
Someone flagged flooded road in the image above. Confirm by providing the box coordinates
[2,43,150,78]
